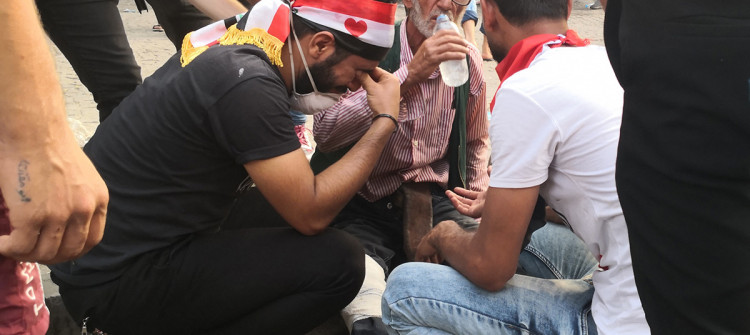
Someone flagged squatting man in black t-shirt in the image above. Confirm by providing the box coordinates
[48,0,401,333]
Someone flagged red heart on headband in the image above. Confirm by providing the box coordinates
[344,18,367,37]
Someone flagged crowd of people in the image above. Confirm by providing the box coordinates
[1,0,748,334]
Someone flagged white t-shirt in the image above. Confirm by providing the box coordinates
[488,45,650,334]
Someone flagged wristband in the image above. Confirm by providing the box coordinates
[373,114,399,133]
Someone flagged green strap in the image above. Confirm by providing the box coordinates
[447,56,470,189]
[311,20,470,189]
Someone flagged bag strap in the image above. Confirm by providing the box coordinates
[447,56,470,189]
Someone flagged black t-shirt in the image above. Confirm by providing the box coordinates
[51,45,299,286]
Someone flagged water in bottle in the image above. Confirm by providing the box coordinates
[434,14,468,87]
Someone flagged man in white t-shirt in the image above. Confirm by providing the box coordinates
[381,0,650,334]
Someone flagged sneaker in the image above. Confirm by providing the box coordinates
[294,125,315,160]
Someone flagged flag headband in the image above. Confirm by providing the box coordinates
[180,0,397,67]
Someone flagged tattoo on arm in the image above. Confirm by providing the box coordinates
[17,160,31,202]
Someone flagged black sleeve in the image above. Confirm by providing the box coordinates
[207,75,299,164]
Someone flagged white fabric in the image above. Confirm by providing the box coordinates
[488,46,650,334]
[340,255,385,331]
[295,7,394,48]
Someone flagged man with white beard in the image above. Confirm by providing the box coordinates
[312,0,502,333]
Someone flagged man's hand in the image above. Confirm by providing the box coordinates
[0,146,108,264]
[0,0,109,265]
[403,30,469,91]
[415,221,456,264]
[359,67,401,120]
[446,187,486,218]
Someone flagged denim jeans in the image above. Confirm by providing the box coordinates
[382,223,599,335]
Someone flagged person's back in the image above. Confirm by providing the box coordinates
[489,44,646,333]
[51,45,292,286]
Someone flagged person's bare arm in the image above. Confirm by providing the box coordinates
[417,186,539,291]
[188,0,248,20]
[244,68,400,235]
[0,0,108,264]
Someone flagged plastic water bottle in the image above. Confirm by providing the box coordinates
[434,14,468,87]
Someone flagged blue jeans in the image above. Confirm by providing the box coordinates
[382,223,599,335]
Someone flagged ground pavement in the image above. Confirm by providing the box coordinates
[41,0,605,333]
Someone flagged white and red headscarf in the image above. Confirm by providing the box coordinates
[181,0,397,67]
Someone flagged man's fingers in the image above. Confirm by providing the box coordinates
[357,70,374,90]
[0,225,41,260]
[367,67,389,82]
[27,219,67,263]
[452,187,478,199]
[82,203,106,256]
[446,190,473,208]
[43,209,93,264]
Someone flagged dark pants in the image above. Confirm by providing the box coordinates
[331,184,479,275]
[605,0,750,333]
[146,0,215,51]
[53,208,365,334]
[36,0,142,121]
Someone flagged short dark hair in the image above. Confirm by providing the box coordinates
[490,0,567,26]
[290,0,397,61]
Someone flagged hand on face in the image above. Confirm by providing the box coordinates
[358,67,401,120]
[408,29,469,84]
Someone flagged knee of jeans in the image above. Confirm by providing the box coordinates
[382,263,430,303]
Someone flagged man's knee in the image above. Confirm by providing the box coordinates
[313,229,367,299]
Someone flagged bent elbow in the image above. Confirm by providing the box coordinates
[470,262,515,292]
[476,278,508,292]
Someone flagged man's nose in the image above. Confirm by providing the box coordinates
[436,0,454,12]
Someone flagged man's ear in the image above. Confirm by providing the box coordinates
[567,0,573,19]
[307,31,336,61]
[480,0,498,32]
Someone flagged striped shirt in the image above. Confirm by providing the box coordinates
[314,21,489,202]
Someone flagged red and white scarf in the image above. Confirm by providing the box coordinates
[181,0,397,67]
[489,30,590,111]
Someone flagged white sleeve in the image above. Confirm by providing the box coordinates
[488,87,560,188]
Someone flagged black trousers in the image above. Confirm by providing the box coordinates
[605,0,750,333]
[36,0,142,121]
[53,207,365,334]
[146,0,215,51]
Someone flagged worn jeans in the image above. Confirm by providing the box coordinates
[382,223,599,335]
